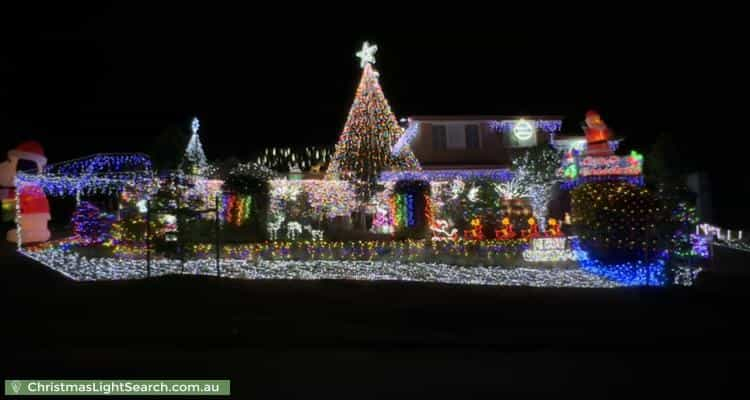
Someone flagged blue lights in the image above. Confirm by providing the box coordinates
[489,119,563,134]
[44,153,152,176]
[18,153,154,197]
[391,121,420,155]
[572,239,667,286]
[560,175,645,191]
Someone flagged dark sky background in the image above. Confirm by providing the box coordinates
[0,4,746,227]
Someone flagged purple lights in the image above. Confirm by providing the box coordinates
[489,120,563,134]
[380,169,514,182]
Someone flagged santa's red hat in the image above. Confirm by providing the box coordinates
[8,141,47,167]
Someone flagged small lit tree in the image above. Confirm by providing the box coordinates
[180,117,209,176]
[511,145,561,230]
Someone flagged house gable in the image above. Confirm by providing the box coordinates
[401,116,563,169]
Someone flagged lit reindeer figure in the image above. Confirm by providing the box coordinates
[267,214,285,241]
[286,221,302,240]
[303,224,324,241]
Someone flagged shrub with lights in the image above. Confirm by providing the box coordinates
[571,181,666,262]
[71,201,115,246]
[430,178,532,241]
[654,183,699,259]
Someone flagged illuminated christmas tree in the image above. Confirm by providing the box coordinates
[328,42,420,193]
[180,117,209,175]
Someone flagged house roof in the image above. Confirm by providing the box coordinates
[407,115,565,122]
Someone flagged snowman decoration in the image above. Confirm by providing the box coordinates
[1,141,51,243]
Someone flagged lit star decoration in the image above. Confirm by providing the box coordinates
[356,41,378,68]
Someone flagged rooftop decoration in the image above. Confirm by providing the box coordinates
[558,111,644,190]
[355,41,378,68]
[579,151,644,177]
[380,169,512,182]
[583,110,613,157]
[489,119,563,135]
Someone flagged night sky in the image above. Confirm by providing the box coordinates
[1,4,745,226]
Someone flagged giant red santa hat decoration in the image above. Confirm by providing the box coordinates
[583,110,614,157]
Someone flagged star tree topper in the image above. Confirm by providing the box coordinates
[356,41,378,68]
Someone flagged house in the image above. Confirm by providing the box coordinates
[384,115,564,181]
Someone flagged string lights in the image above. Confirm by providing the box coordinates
[380,169,512,182]
[8,41,713,291]
[579,151,643,177]
[522,237,578,262]
[18,153,154,197]
[489,119,563,135]
[21,244,625,287]
[328,44,420,186]
[571,181,664,257]
[252,146,332,173]
[222,193,253,226]
[571,239,667,286]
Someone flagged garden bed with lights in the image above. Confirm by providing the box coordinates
[20,237,620,287]
[18,232,697,288]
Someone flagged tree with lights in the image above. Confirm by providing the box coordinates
[180,117,209,175]
[511,145,561,230]
[72,201,114,245]
[328,42,420,228]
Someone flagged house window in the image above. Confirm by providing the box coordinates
[465,125,480,149]
[432,125,447,151]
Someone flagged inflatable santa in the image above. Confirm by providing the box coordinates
[2,141,51,243]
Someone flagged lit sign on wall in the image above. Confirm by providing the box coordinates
[531,237,566,251]
[523,237,578,262]
[512,120,535,141]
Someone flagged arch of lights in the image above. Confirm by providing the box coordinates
[17,153,155,198]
